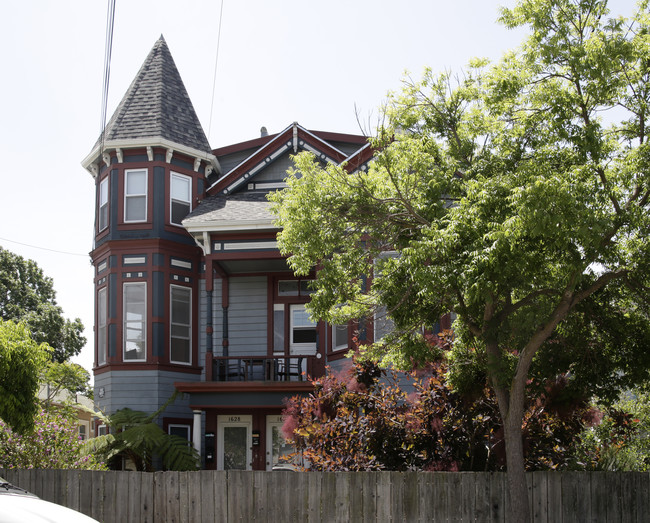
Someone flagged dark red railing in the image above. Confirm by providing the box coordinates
[207,354,318,382]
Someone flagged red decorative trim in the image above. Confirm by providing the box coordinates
[94,362,202,374]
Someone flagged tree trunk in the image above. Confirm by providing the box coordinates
[503,412,530,523]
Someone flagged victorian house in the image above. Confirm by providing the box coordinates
[83,36,374,470]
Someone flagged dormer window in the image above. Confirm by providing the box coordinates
[124,169,147,222]
[99,177,109,231]
[171,172,191,226]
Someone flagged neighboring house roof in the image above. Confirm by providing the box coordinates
[96,35,211,153]
[38,385,95,412]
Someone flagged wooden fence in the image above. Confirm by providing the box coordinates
[1,469,648,522]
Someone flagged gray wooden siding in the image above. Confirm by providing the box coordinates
[93,370,197,419]
[252,153,293,183]
[198,278,223,368]
[228,276,267,356]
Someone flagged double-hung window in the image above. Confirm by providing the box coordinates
[170,172,191,225]
[289,304,317,355]
[170,285,191,364]
[124,169,147,222]
[97,287,107,365]
[123,282,146,361]
[99,177,109,231]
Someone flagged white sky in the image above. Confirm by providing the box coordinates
[0,0,639,379]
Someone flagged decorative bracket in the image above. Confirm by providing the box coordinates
[166,148,174,163]
[147,146,154,161]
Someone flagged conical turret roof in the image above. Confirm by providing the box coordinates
[96,35,211,153]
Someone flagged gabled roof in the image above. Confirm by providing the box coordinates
[83,36,217,174]
[207,122,367,196]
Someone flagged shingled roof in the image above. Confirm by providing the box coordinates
[183,192,275,231]
[94,35,211,153]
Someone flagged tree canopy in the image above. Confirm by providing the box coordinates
[0,320,51,433]
[0,247,85,362]
[271,0,650,520]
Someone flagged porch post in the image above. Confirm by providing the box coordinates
[192,409,202,457]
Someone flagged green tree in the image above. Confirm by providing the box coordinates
[0,405,105,470]
[271,1,650,519]
[0,247,85,362]
[40,361,92,406]
[0,320,51,433]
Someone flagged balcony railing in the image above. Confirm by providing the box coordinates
[208,354,318,382]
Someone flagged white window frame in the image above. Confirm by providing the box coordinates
[333,323,348,351]
[170,172,191,226]
[170,285,191,365]
[97,287,107,365]
[289,304,317,355]
[97,424,108,437]
[124,169,148,223]
[266,415,299,471]
[123,282,146,362]
[99,176,109,231]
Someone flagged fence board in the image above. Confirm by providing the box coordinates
[100,470,116,523]
[474,472,491,522]
[530,471,549,523]
[140,470,154,523]
[126,471,141,522]
[66,470,80,512]
[114,471,130,523]
[431,472,449,522]
[200,471,217,522]
[213,471,228,522]
[546,471,563,523]
[460,472,475,522]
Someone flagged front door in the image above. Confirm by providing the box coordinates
[217,415,252,470]
[266,415,295,470]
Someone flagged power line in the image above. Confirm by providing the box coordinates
[0,237,88,258]
[100,0,117,148]
[208,0,225,143]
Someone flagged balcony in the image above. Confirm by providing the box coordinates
[205,354,322,383]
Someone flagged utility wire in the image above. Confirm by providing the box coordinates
[0,237,88,258]
[100,0,117,150]
[208,0,225,144]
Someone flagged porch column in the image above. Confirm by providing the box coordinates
[192,410,202,457]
